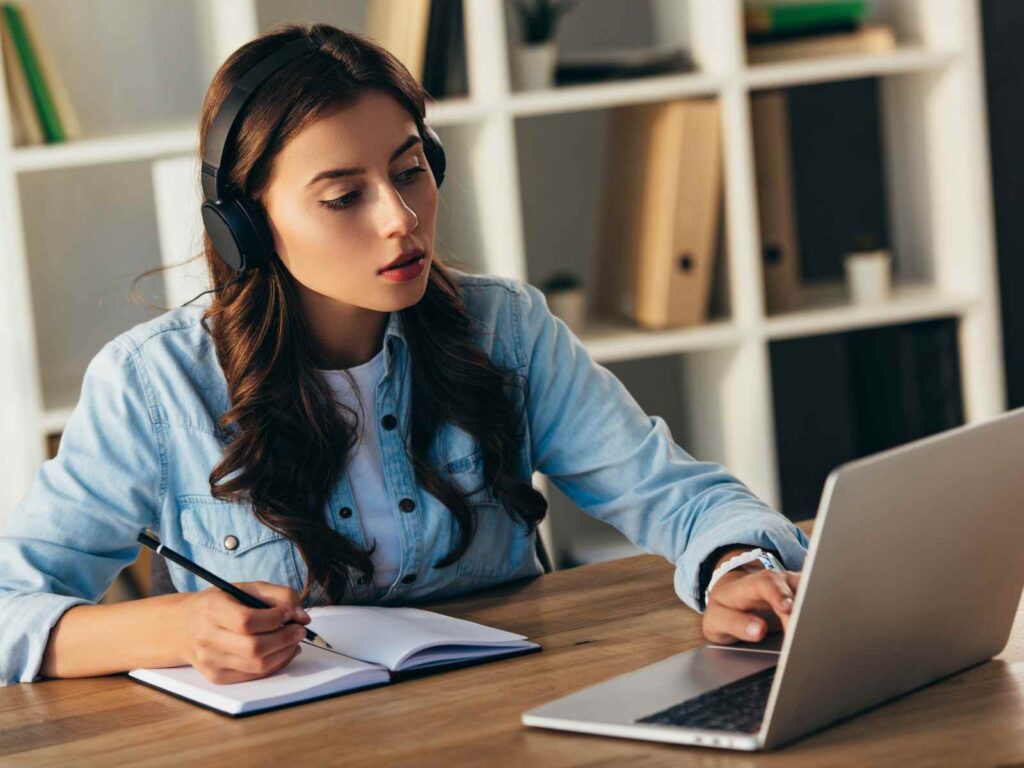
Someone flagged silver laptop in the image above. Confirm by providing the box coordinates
[522,406,1024,751]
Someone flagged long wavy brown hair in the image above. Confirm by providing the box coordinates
[151,23,547,604]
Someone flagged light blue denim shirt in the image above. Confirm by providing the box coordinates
[0,268,809,684]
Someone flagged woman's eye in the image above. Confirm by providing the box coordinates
[322,166,427,211]
[323,192,359,210]
[398,166,428,183]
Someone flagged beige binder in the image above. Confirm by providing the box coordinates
[596,98,722,329]
[752,90,801,314]
[367,0,432,83]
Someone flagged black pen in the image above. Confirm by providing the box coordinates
[136,530,332,650]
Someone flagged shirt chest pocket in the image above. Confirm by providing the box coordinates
[176,495,303,592]
[444,450,532,579]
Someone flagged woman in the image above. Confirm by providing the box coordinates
[0,24,808,686]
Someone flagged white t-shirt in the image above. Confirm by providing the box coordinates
[317,345,402,589]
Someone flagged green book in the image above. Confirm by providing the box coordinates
[1,1,63,142]
[745,2,867,35]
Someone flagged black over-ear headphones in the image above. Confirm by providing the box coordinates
[188,34,446,305]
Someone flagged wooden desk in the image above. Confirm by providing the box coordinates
[2,520,1024,767]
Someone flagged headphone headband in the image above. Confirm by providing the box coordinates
[201,37,318,201]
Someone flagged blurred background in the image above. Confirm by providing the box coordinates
[0,0,1020,600]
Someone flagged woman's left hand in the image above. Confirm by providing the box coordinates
[702,564,802,645]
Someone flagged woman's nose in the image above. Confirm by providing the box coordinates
[377,184,419,238]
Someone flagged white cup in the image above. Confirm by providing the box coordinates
[844,250,892,304]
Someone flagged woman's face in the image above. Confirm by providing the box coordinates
[261,89,437,313]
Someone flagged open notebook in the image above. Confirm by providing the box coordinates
[128,606,540,716]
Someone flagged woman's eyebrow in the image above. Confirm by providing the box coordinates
[306,134,422,187]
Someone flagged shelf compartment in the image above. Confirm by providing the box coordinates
[750,72,957,323]
[516,100,733,345]
[741,0,956,75]
[504,0,702,99]
[19,159,167,415]
[7,0,212,142]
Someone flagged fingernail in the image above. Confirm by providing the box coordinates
[746,621,761,638]
[782,596,794,610]
[295,607,311,622]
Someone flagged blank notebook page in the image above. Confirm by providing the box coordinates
[306,605,536,671]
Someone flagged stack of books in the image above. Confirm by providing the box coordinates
[744,1,897,64]
[0,0,80,146]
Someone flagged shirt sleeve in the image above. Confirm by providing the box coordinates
[516,281,809,613]
[0,338,164,684]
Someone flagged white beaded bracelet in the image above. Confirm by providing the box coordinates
[704,547,784,609]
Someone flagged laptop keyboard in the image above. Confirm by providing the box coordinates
[636,665,777,733]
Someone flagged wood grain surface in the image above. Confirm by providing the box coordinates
[2,520,1023,767]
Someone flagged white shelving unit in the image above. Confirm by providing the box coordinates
[0,1,1005,571]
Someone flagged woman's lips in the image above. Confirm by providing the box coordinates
[379,254,426,282]
[379,248,425,274]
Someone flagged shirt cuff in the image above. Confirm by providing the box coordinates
[672,511,810,614]
[0,592,93,685]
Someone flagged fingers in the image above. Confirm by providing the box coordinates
[703,604,771,644]
[704,569,803,642]
[197,644,302,685]
[220,638,304,677]
[209,592,291,635]
[238,581,305,612]
[713,569,796,627]
[214,621,308,661]
[211,582,310,635]
[185,581,310,685]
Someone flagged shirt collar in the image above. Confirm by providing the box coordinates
[383,310,407,369]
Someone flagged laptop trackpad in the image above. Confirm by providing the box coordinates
[527,644,779,725]
[707,632,784,654]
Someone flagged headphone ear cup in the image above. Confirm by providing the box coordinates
[422,123,445,189]
[200,196,274,273]
[233,196,275,270]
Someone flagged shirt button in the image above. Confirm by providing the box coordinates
[381,414,397,430]
[223,535,239,551]
[401,573,417,584]
[399,498,415,513]
[339,507,353,519]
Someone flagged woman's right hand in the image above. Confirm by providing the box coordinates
[174,581,311,684]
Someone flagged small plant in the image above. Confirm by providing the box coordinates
[540,270,582,293]
[511,0,580,44]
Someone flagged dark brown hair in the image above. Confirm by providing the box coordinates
[176,23,546,603]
